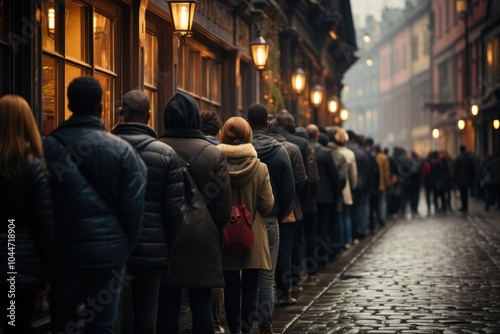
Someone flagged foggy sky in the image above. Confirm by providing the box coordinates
[350,0,406,29]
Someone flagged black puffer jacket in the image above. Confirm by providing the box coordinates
[310,141,339,204]
[111,123,185,268]
[159,92,232,288]
[0,158,54,288]
[251,130,295,222]
[43,115,147,268]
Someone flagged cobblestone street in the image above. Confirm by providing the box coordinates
[285,200,500,333]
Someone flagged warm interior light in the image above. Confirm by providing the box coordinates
[494,119,500,130]
[340,108,350,121]
[456,0,467,14]
[48,7,55,32]
[432,128,440,139]
[457,119,465,130]
[471,104,479,116]
[329,30,338,40]
[179,5,189,30]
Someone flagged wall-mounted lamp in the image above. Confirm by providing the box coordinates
[329,29,338,40]
[327,95,339,114]
[494,119,500,130]
[340,108,350,121]
[363,33,371,43]
[366,58,373,67]
[457,119,466,130]
[291,68,306,94]
[168,0,197,42]
[455,0,469,14]
[48,1,55,35]
[471,101,479,116]
[250,36,269,70]
[432,128,440,139]
[310,84,324,108]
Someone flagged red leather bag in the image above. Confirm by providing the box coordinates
[223,189,254,254]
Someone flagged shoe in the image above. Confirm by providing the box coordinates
[275,297,297,306]
[214,325,225,333]
[344,243,352,250]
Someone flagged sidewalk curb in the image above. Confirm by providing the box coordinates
[281,221,396,333]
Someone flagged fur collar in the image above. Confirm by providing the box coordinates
[218,143,257,159]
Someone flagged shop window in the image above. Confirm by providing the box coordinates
[41,0,120,134]
[144,30,158,130]
[486,37,500,83]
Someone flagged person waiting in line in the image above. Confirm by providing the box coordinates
[157,92,232,334]
[43,76,147,334]
[111,90,185,334]
[247,104,295,334]
[453,145,476,213]
[200,110,225,334]
[218,117,274,334]
[0,95,54,334]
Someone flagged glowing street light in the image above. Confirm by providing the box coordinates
[457,119,466,130]
[168,0,198,40]
[291,68,306,94]
[432,128,440,139]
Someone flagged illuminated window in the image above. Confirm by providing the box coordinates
[144,31,158,130]
[41,0,120,134]
[486,37,500,82]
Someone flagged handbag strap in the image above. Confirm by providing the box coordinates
[186,143,212,168]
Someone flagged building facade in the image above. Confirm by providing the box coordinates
[0,0,356,135]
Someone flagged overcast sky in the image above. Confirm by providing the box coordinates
[350,0,406,29]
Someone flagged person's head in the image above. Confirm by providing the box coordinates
[163,92,201,130]
[326,128,337,143]
[201,111,222,137]
[346,129,356,142]
[0,95,44,178]
[306,124,319,140]
[277,111,295,133]
[334,128,349,147]
[267,119,279,134]
[247,103,268,130]
[459,145,466,154]
[120,90,150,124]
[318,133,329,147]
[220,116,252,145]
[374,145,381,154]
[365,137,374,147]
[294,127,308,139]
[67,76,103,116]
[355,135,366,147]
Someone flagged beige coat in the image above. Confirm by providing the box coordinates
[337,146,357,205]
[218,143,274,270]
[376,152,390,192]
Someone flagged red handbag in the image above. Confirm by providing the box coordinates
[223,189,254,254]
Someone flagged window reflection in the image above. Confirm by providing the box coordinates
[65,1,87,61]
[42,56,57,136]
[94,12,113,71]
[144,31,158,130]
[42,0,58,52]
[95,74,114,131]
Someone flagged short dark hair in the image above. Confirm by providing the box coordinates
[67,76,102,115]
[201,111,222,136]
[460,145,466,153]
[247,103,268,129]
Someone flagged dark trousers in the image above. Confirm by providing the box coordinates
[121,266,164,334]
[302,213,318,275]
[50,265,126,334]
[291,220,304,287]
[223,269,259,334]
[275,223,296,299]
[157,287,214,334]
[424,184,433,212]
[459,186,469,211]
[484,184,495,210]
[410,186,420,213]
[434,189,446,211]
[2,286,38,333]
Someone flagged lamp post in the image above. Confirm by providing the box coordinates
[310,84,323,124]
[168,0,197,42]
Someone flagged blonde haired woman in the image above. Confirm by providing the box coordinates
[218,117,274,334]
[0,95,54,333]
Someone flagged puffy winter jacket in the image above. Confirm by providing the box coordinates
[111,123,185,267]
[43,115,147,268]
[0,158,54,288]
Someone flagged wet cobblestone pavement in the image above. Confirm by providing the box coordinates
[285,204,500,333]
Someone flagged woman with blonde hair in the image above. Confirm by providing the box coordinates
[218,116,274,334]
[0,95,54,333]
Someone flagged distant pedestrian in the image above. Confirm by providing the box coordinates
[481,155,495,211]
[453,145,475,212]
[111,90,185,334]
[218,116,274,334]
[158,92,232,334]
[43,76,147,334]
[0,95,54,334]
[375,145,390,225]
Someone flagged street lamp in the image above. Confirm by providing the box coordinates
[310,84,323,124]
[470,99,479,116]
[494,119,500,130]
[48,1,55,36]
[458,119,466,130]
[291,68,306,94]
[250,36,269,70]
[432,128,440,139]
[327,95,339,114]
[362,32,371,43]
[340,108,350,122]
[168,0,198,42]
[366,58,373,67]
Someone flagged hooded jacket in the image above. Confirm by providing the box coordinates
[159,92,232,287]
[43,115,147,268]
[218,143,274,270]
[111,123,185,268]
[251,130,295,222]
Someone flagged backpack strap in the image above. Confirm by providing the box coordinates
[186,143,212,167]
[135,138,157,152]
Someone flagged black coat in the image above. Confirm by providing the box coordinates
[454,153,476,187]
[310,141,340,204]
[159,92,232,288]
[0,158,54,288]
[43,115,147,268]
[111,123,185,268]
[252,130,295,222]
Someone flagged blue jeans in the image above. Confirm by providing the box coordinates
[275,223,296,300]
[257,217,280,330]
[50,265,127,334]
[378,192,387,221]
[338,205,352,246]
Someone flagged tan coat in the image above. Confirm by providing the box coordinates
[337,146,357,205]
[376,152,390,192]
[218,143,274,270]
